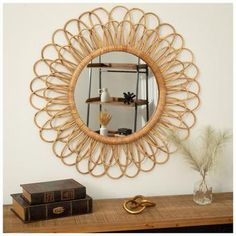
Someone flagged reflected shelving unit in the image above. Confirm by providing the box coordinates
[86,56,149,133]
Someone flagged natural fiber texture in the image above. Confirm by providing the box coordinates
[30,6,200,178]
[168,126,231,178]
[99,111,112,126]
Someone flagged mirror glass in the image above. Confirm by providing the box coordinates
[74,51,159,137]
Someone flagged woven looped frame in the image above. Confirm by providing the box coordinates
[30,6,200,179]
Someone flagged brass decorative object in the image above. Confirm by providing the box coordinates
[30,6,200,178]
[53,207,65,215]
[123,195,156,214]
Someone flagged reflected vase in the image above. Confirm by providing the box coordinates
[193,176,213,205]
[100,125,108,136]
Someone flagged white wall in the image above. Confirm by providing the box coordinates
[3,3,233,204]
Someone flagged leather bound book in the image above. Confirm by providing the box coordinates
[20,179,86,204]
[11,193,93,223]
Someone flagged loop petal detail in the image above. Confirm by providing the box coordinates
[30,6,200,179]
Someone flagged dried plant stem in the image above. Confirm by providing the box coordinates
[168,126,231,178]
[99,111,112,126]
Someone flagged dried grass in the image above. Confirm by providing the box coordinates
[168,126,231,178]
[99,110,112,126]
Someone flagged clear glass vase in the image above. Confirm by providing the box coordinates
[193,177,213,205]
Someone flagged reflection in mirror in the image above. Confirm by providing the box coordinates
[74,51,159,137]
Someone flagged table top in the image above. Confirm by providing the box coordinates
[3,192,233,233]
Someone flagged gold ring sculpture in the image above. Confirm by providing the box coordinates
[30,6,200,179]
[123,195,156,214]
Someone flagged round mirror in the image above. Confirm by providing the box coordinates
[30,5,200,178]
[74,51,159,138]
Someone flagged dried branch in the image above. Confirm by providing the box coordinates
[168,132,201,173]
[99,110,112,126]
[168,126,231,177]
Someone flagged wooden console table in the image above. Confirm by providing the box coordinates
[3,192,233,233]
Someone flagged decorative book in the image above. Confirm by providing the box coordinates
[11,193,93,223]
[20,179,86,204]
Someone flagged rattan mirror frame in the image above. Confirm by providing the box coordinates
[30,6,200,178]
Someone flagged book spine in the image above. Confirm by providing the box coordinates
[24,197,92,222]
[29,187,86,204]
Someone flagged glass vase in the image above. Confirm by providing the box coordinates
[100,125,108,136]
[193,177,213,205]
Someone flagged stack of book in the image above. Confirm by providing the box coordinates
[11,179,93,223]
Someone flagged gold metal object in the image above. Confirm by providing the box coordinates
[53,207,64,214]
[30,6,200,178]
[123,195,156,214]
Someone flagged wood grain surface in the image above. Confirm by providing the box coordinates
[86,97,147,107]
[87,62,147,70]
[3,192,233,233]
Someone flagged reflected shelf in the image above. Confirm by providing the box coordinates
[94,129,125,137]
[87,63,147,73]
[86,97,148,107]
